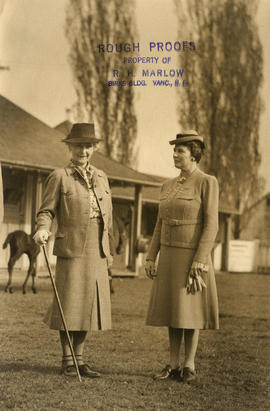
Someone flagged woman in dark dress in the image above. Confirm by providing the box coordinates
[34,123,114,378]
[145,130,219,383]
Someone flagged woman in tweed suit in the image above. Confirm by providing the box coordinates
[145,130,219,383]
[34,123,114,378]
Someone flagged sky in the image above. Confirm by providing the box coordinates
[0,0,270,189]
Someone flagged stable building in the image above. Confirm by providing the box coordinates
[239,193,270,272]
[0,95,160,274]
[0,95,237,276]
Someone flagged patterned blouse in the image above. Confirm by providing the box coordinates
[70,160,101,218]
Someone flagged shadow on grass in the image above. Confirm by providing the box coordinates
[0,362,59,376]
[219,313,269,321]
[102,369,152,378]
[0,362,153,379]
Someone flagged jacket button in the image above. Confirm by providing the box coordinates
[99,198,103,201]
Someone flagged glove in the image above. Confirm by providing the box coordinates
[107,255,113,268]
[33,230,51,245]
[186,261,208,294]
[145,260,156,279]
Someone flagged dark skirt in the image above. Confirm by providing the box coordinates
[44,219,112,331]
[146,245,219,329]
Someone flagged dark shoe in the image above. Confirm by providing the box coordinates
[170,367,182,380]
[78,364,101,378]
[153,365,181,381]
[182,367,197,383]
[61,365,77,377]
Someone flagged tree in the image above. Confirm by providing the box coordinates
[174,0,264,230]
[65,0,138,166]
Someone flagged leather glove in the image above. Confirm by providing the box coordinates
[145,260,156,279]
[33,230,51,245]
[186,261,208,294]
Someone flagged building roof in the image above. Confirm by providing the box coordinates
[241,192,270,214]
[0,95,239,214]
[54,120,73,135]
[0,95,160,187]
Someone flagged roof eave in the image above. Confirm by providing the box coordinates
[0,159,162,187]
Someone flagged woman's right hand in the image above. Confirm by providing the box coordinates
[145,260,156,279]
[33,230,50,245]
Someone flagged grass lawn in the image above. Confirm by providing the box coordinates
[0,270,269,410]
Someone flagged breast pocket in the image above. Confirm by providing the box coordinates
[61,190,75,198]
[175,195,199,219]
[60,190,81,218]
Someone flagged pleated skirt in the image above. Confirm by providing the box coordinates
[146,245,219,329]
[44,219,111,331]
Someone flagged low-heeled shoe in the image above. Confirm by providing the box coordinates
[182,367,197,383]
[61,365,77,377]
[79,364,101,378]
[153,365,181,381]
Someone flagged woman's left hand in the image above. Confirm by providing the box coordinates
[145,260,156,279]
[186,261,207,294]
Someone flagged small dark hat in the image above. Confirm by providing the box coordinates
[62,123,103,144]
[169,130,205,148]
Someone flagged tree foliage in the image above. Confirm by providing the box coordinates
[174,0,264,213]
[65,0,138,166]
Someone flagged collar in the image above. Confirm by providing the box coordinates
[177,167,198,184]
[69,159,92,171]
[65,162,103,178]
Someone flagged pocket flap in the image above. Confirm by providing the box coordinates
[176,195,194,200]
[55,232,65,238]
[62,193,73,198]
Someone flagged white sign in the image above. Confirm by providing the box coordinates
[228,240,258,272]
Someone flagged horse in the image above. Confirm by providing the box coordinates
[112,213,128,255]
[109,213,128,293]
[2,212,128,295]
[2,230,40,294]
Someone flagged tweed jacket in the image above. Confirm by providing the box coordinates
[36,164,114,258]
[147,168,219,264]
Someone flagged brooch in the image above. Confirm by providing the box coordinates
[178,176,186,184]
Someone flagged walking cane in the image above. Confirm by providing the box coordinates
[42,244,82,382]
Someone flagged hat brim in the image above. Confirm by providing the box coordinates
[62,137,103,144]
[169,135,205,147]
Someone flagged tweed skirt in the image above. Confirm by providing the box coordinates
[146,245,219,329]
[44,219,111,331]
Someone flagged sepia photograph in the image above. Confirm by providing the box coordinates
[0,0,269,409]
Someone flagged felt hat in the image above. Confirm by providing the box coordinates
[62,123,102,144]
[169,130,205,148]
